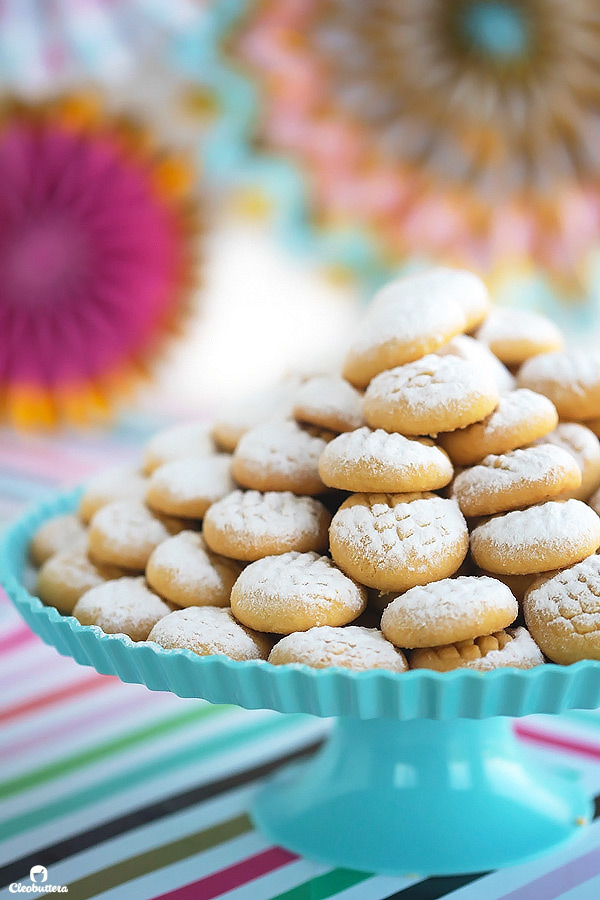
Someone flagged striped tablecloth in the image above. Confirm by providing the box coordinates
[2,421,600,900]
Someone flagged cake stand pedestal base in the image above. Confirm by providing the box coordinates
[251,716,591,875]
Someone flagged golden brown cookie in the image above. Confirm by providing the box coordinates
[436,334,515,394]
[476,308,563,366]
[268,626,408,671]
[534,423,600,501]
[202,489,330,561]
[293,375,365,433]
[409,627,544,671]
[470,499,600,575]
[363,354,499,435]
[146,455,234,519]
[88,500,171,571]
[79,465,148,524]
[518,350,600,420]
[212,377,302,452]
[73,577,172,641]
[230,551,367,634]
[142,422,216,475]
[231,420,329,495]
[36,548,107,614]
[29,514,87,567]
[148,606,273,660]
[329,492,468,591]
[146,531,242,608]
[318,427,453,493]
[438,389,558,466]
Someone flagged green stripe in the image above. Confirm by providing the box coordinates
[0,704,231,800]
[272,868,372,900]
[0,715,304,841]
[66,813,252,900]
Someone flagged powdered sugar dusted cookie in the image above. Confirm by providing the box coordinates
[232,420,329,495]
[476,308,563,366]
[470,499,600,575]
[142,422,215,475]
[30,514,87,567]
[381,576,518,649]
[230,551,367,634]
[79,465,148,524]
[474,569,547,603]
[523,555,600,664]
[146,456,234,519]
[518,350,600,420]
[88,500,171,571]
[146,531,242,608]
[438,389,558,466]
[436,334,515,394]
[409,627,544,671]
[148,606,272,660]
[269,626,408,672]
[318,427,453,493]
[37,548,107,614]
[293,375,365,433]
[329,493,468,592]
[364,354,498,435]
[452,445,582,517]
[534,423,600,501]
[212,378,301,452]
[73,577,172,641]
[202,490,330,561]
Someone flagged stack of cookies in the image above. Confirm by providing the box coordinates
[29,268,600,672]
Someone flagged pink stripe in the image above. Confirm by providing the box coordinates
[497,845,600,900]
[0,625,36,655]
[152,846,298,900]
[515,722,600,761]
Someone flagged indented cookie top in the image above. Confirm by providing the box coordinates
[535,423,600,501]
[146,531,242,608]
[268,625,408,672]
[88,500,171,571]
[436,334,515,395]
[230,551,367,634]
[409,627,545,672]
[518,350,600,420]
[232,420,329,495]
[523,555,600,664]
[318,427,453,493]
[470,499,600,575]
[452,444,582,517]
[381,576,518,649]
[148,606,272,660]
[29,514,87,567]
[211,377,302,452]
[476,308,563,366]
[329,493,468,592]
[292,375,365,433]
[73,577,172,642]
[438,389,558,466]
[202,489,331,561]
[146,455,234,519]
[79,465,148,524]
[36,548,107,615]
[142,423,216,475]
[363,354,499,435]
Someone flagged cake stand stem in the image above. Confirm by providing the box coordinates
[251,715,591,875]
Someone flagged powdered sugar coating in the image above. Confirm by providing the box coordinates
[381,576,517,648]
[535,423,600,500]
[370,266,488,329]
[232,420,329,495]
[477,308,563,366]
[73,577,171,641]
[329,493,469,591]
[293,375,365,432]
[319,427,453,492]
[143,422,216,475]
[30,514,87,567]
[436,334,515,394]
[230,551,367,634]
[212,377,302,451]
[410,627,544,671]
[518,350,600,420]
[202,490,330,561]
[89,500,171,571]
[363,354,499,435]
[146,531,242,608]
[148,606,272,660]
[79,465,148,524]
[37,548,107,614]
[146,455,234,518]
[269,626,408,671]
[470,499,600,575]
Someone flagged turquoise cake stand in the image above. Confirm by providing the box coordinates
[2,491,600,876]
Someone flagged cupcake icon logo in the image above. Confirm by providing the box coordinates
[30,867,47,884]
[9,864,68,892]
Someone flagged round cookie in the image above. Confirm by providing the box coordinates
[293,375,365,433]
[476,308,563,366]
[88,500,171,571]
[342,273,468,389]
[518,350,600,420]
[230,551,367,634]
[438,389,558,466]
[231,420,329,495]
[318,427,453,493]
[142,422,216,475]
[436,334,515,395]
[452,445,582,517]
[470,499,600,575]
[73,577,172,641]
[363,354,499,436]
[268,626,408,672]
[329,492,469,592]
[212,377,301,452]
[79,465,148,524]
[146,455,234,519]
[523,555,600,664]
[380,576,518,649]
[202,489,331,561]
[29,514,87,567]
[148,606,272,660]
[36,548,107,614]
[146,531,242,608]
[534,423,600,501]
[409,627,544,672]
